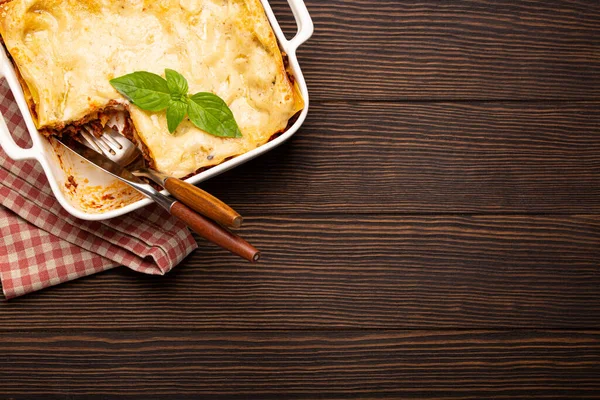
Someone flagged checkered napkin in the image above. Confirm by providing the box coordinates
[0,81,198,299]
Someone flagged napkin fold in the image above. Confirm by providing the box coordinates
[0,81,197,299]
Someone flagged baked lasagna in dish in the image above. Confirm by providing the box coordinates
[0,0,303,178]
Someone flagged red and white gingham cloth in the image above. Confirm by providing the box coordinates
[0,80,198,299]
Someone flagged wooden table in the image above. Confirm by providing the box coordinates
[1,1,599,398]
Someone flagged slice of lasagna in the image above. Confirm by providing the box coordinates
[0,0,303,178]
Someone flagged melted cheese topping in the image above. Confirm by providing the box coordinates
[0,0,303,177]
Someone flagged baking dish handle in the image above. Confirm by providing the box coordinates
[0,51,38,161]
[0,111,38,161]
[286,0,314,52]
[262,0,314,54]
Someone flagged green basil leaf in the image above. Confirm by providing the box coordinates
[165,68,189,98]
[111,69,242,136]
[166,99,188,134]
[187,92,242,138]
[110,71,171,112]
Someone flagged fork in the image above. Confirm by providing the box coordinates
[80,126,243,228]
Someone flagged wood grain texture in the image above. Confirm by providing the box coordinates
[199,101,600,214]
[0,331,598,399]
[271,0,600,100]
[0,215,598,329]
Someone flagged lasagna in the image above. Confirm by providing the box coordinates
[0,0,303,178]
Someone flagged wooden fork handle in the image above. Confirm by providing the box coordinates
[170,201,260,263]
[164,177,243,228]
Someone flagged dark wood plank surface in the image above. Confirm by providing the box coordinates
[1,0,599,398]
[201,101,600,214]
[1,331,599,399]
[0,215,598,330]
[275,0,600,101]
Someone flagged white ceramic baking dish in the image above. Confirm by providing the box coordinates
[0,0,313,221]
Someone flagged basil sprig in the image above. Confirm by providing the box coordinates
[110,69,242,138]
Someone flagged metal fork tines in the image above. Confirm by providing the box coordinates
[80,126,141,168]
[81,127,122,156]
